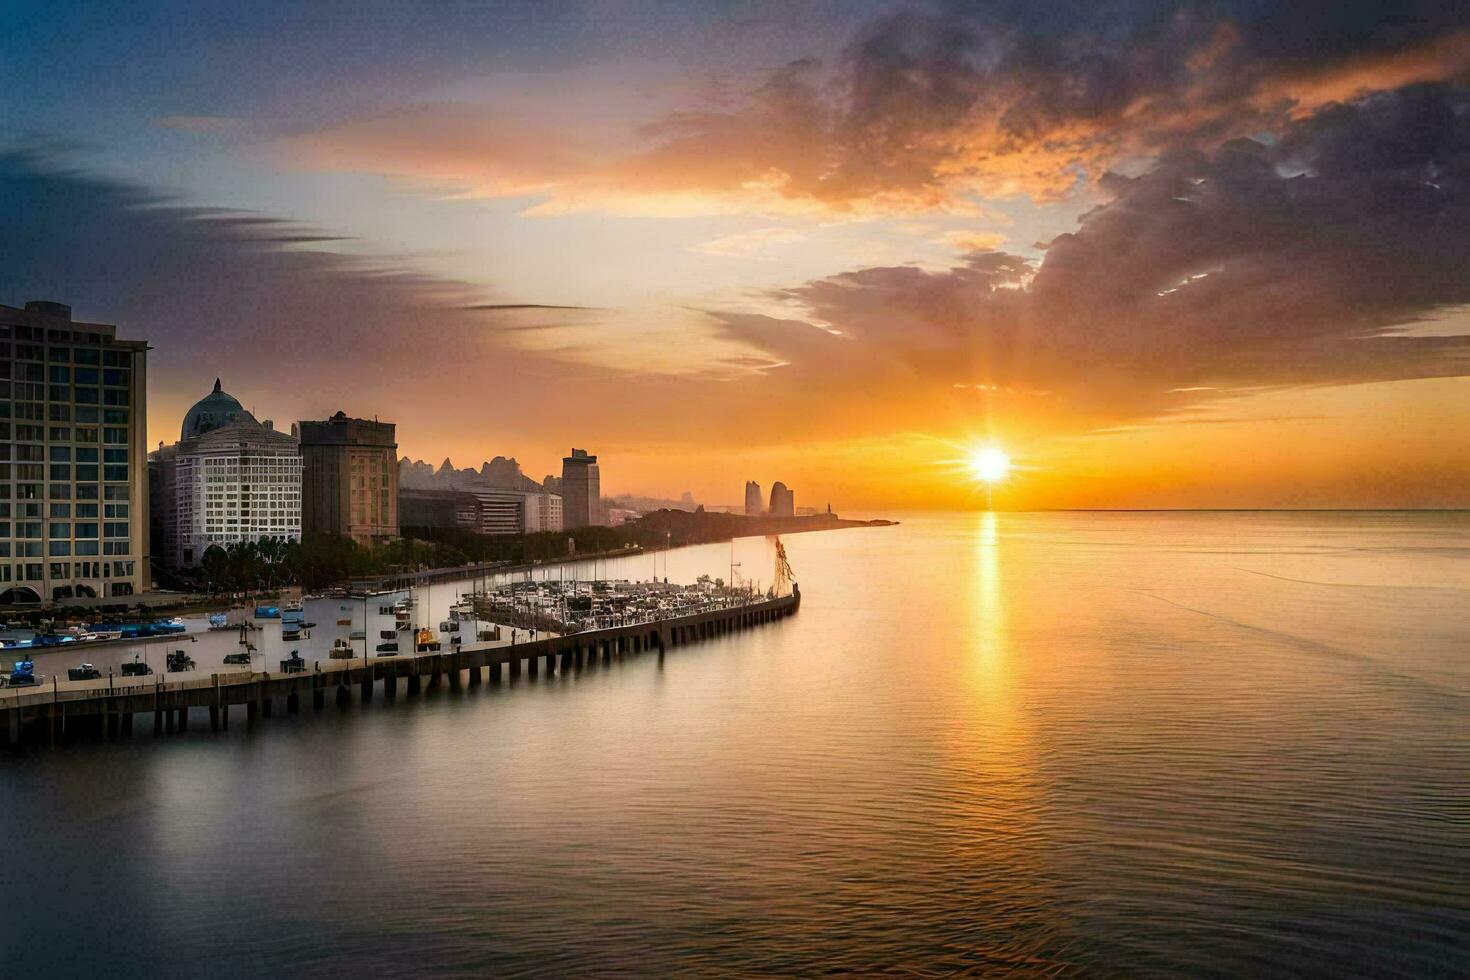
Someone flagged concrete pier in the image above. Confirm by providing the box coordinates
[0,588,800,747]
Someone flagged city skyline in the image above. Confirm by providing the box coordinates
[5,1,1470,509]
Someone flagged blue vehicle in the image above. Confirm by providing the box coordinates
[255,605,280,619]
[148,619,187,635]
[8,660,38,687]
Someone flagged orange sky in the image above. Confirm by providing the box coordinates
[10,2,1470,509]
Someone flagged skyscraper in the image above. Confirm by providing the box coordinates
[769,481,794,517]
[745,480,763,516]
[298,411,398,546]
[1,300,149,603]
[561,448,602,528]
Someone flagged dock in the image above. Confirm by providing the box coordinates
[1,587,799,747]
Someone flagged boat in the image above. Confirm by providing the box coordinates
[415,628,441,653]
[329,638,355,659]
[282,626,308,641]
[283,601,303,613]
[255,606,280,619]
[66,663,101,681]
[439,620,460,634]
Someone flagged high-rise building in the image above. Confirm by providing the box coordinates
[561,448,602,528]
[745,480,763,516]
[298,411,398,546]
[0,300,149,604]
[769,481,794,517]
[149,379,301,568]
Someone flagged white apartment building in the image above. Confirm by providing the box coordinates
[151,380,302,567]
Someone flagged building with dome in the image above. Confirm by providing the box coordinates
[149,379,302,569]
[180,377,254,440]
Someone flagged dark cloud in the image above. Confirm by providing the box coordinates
[0,152,650,448]
[291,1,1470,211]
[720,84,1470,424]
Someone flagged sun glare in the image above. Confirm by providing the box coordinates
[970,447,1011,484]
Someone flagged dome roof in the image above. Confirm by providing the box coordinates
[182,378,255,440]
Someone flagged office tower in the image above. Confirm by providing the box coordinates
[298,411,398,546]
[0,300,149,603]
[745,480,763,516]
[561,448,602,528]
[769,481,794,517]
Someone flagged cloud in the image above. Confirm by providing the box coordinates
[280,3,1470,214]
[689,227,808,259]
[939,230,1008,252]
[713,84,1470,427]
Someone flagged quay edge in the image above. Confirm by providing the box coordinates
[1,587,800,748]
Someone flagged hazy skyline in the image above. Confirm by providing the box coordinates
[5,1,1470,508]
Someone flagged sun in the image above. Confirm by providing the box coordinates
[969,447,1011,484]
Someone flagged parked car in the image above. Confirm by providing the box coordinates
[7,661,38,687]
[67,663,101,681]
[121,657,153,676]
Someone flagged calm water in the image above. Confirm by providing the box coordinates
[2,512,1466,976]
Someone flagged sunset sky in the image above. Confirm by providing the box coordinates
[4,1,1470,509]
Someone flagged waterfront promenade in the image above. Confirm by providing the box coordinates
[2,587,799,747]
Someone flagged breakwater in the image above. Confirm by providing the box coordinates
[2,587,799,747]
